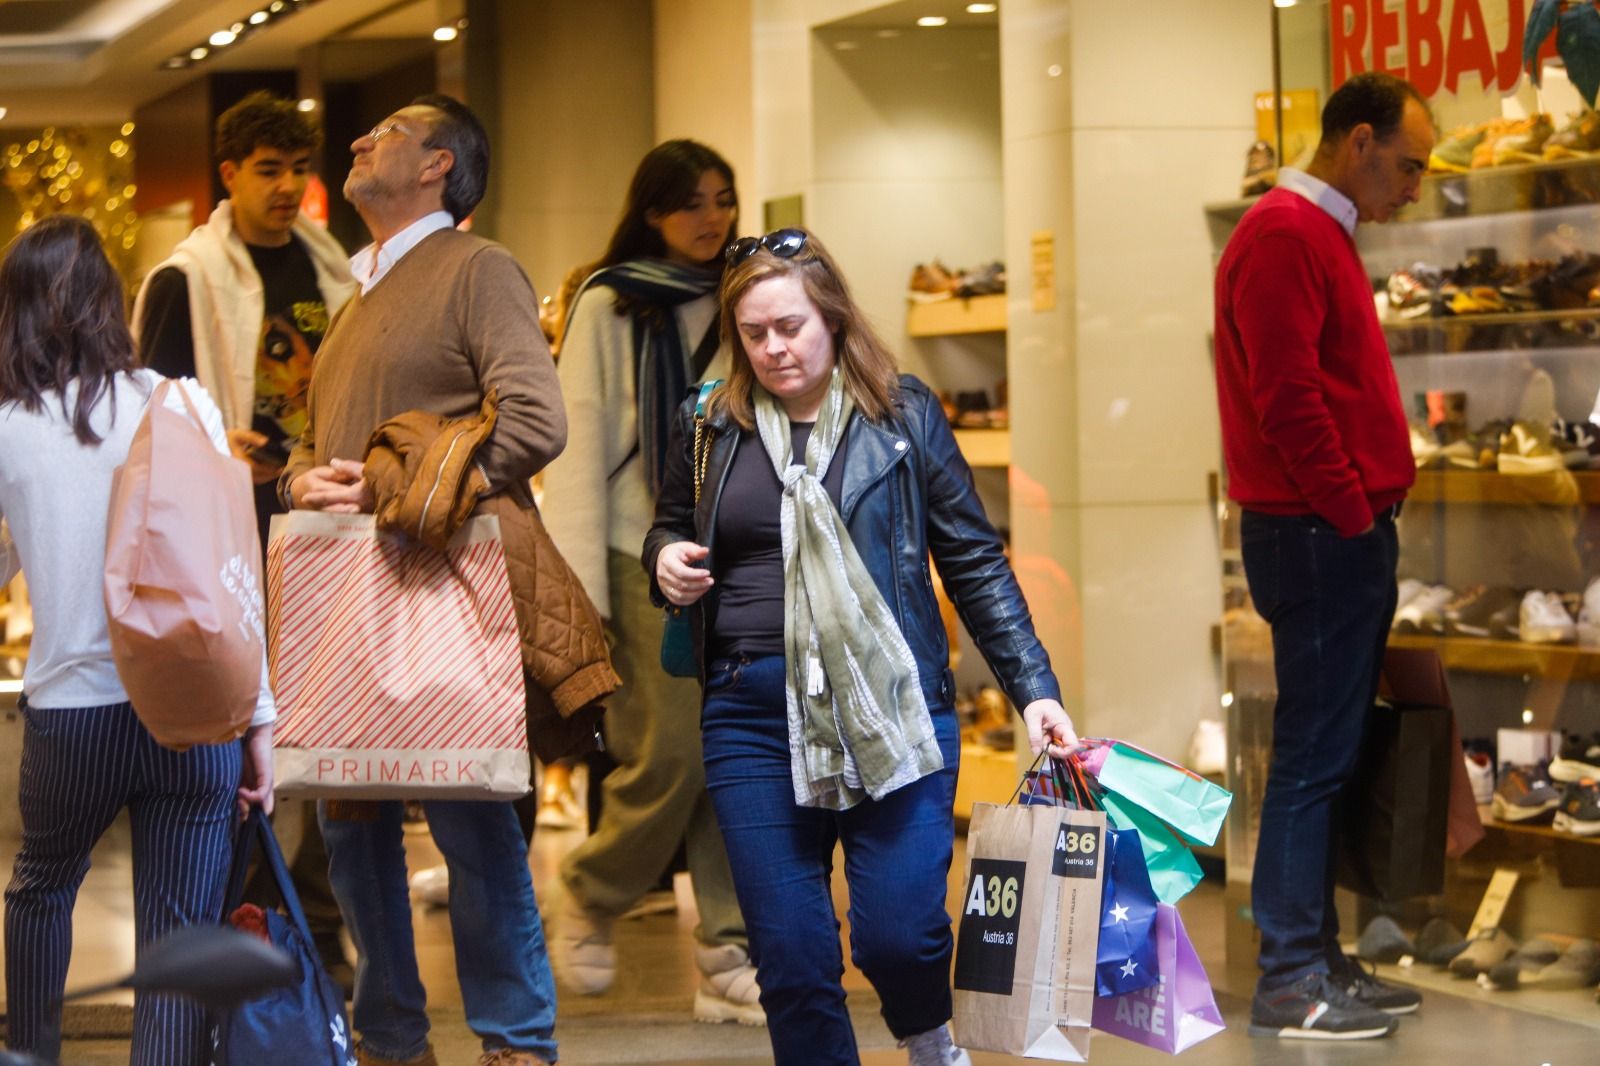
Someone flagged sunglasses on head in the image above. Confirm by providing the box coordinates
[724,228,808,264]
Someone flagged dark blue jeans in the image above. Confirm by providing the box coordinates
[701,654,959,1066]
[1240,509,1399,988]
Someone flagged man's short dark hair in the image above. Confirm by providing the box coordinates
[1321,72,1432,144]
[215,91,320,164]
[413,93,489,224]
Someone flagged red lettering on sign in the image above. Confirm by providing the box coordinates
[407,762,425,783]
[457,761,476,782]
[341,759,357,782]
[1405,0,1444,97]
[1445,0,1494,94]
[379,760,401,782]
[432,760,449,782]
[1332,0,1369,85]
[1372,0,1403,75]
[317,758,335,779]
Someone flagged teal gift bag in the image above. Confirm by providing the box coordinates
[1092,741,1232,847]
[1099,791,1205,906]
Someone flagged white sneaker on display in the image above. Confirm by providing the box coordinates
[1520,590,1576,645]
[1393,578,1426,618]
[1578,577,1600,647]
[692,942,766,1026]
[1393,584,1453,634]
[900,1024,972,1066]
[1464,752,1495,806]
[408,864,449,907]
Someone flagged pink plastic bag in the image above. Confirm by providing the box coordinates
[1091,903,1225,1054]
[104,379,264,749]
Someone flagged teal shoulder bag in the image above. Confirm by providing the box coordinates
[660,381,719,678]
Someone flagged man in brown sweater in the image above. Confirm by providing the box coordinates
[282,94,563,1066]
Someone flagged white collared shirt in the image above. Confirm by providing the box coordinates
[350,209,456,294]
[1275,167,1358,237]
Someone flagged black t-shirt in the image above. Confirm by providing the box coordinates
[710,423,847,659]
[140,237,330,549]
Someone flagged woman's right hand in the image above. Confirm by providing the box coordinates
[657,541,714,606]
[288,458,373,513]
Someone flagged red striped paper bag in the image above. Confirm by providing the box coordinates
[265,511,529,799]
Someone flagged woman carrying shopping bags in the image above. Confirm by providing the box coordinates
[540,140,763,1022]
[644,228,1078,1066]
[0,215,275,1065]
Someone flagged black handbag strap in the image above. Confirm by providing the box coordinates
[222,807,318,952]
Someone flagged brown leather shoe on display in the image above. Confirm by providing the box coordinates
[355,1044,439,1066]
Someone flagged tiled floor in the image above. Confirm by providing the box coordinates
[4,809,1600,1064]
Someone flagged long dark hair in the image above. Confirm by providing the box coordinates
[0,215,138,445]
[589,140,737,326]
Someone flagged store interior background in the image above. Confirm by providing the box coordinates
[0,0,1285,767]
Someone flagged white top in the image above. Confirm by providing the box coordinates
[350,210,456,294]
[1276,167,1358,237]
[540,284,727,615]
[0,370,275,723]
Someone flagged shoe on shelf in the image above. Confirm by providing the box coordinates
[1484,937,1563,990]
[552,894,617,995]
[1523,938,1600,989]
[1331,953,1422,1015]
[1553,778,1600,836]
[1248,970,1397,1040]
[693,942,766,1027]
[1519,590,1576,645]
[1355,915,1415,965]
[1430,124,1486,173]
[1393,584,1453,634]
[1578,579,1600,647]
[356,1045,439,1066]
[1498,421,1565,475]
[1464,751,1495,806]
[1551,730,1600,781]
[1491,763,1561,823]
[1544,109,1600,158]
[901,1023,972,1065]
[408,864,449,907]
[908,261,958,302]
[1444,585,1521,639]
[1394,577,1426,614]
[1415,917,1469,967]
[1449,927,1518,978]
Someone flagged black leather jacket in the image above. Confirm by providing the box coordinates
[643,375,1061,713]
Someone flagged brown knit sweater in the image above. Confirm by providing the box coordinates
[284,228,566,499]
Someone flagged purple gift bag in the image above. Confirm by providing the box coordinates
[1091,903,1224,1054]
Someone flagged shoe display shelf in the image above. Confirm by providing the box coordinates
[905,292,1006,337]
[1209,157,1600,997]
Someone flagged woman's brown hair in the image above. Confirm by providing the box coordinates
[0,215,139,445]
[712,228,899,430]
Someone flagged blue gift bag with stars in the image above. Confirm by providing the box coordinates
[1094,826,1160,997]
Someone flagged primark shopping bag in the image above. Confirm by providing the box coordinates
[952,794,1106,1060]
[266,511,529,799]
[1092,903,1225,1054]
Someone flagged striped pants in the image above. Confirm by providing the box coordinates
[4,699,240,1065]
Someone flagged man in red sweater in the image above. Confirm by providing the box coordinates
[1215,72,1434,1041]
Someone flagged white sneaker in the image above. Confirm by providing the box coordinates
[552,895,616,995]
[1393,584,1453,634]
[1578,577,1600,647]
[408,864,449,907]
[1464,752,1494,806]
[1187,718,1226,777]
[1394,578,1426,617]
[901,1024,971,1065]
[1520,590,1576,645]
[692,942,766,1026]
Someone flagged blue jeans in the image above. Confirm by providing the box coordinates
[318,799,557,1062]
[701,654,959,1066]
[1240,509,1400,987]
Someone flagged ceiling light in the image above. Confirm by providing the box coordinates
[876,29,901,38]
[296,98,317,112]
[190,46,209,60]
[209,29,236,47]
[270,0,285,10]
[917,16,948,27]
[834,40,860,51]
[433,25,458,42]
[0,107,7,122]
[966,3,998,11]
[121,122,135,135]
[249,10,268,25]
[1273,0,1298,7]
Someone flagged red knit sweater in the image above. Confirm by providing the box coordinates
[1214,188,1413,537]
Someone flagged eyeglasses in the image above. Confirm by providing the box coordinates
[366,122,407,143]
[724,228,808,264]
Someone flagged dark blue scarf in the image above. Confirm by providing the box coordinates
[575,259,721,499]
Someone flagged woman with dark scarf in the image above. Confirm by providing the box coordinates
[539,140,762,1025]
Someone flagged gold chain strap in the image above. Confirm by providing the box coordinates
[692,415,710,503]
